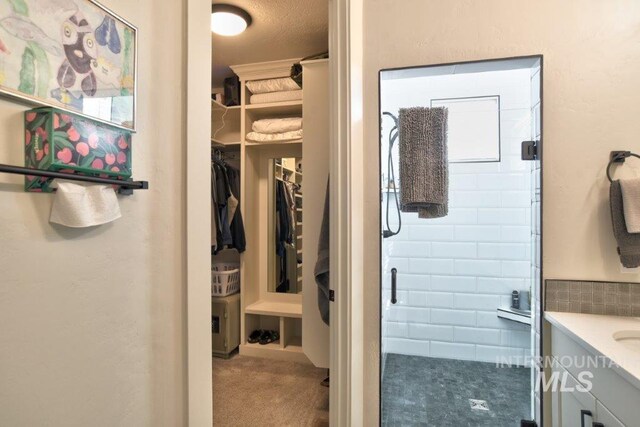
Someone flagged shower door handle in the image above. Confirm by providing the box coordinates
[391,268,397,304]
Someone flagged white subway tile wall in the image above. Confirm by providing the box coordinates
[381,68,537,364]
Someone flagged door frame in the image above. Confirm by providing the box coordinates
[185,0,365,425]
[376,55,544,425]
[186,0,213,425]
[328,0,365,425]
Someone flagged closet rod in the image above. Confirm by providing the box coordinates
[0,163,149,195]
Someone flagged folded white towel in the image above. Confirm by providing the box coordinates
[246,129,303,143]
[250,90,302,105]
[50,180,121,228]
[246,77,300,94]
[252,117,302,134]
[620,178,640,233]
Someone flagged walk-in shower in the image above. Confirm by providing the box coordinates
[379,56,543,426]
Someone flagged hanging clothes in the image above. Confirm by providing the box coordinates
[275,178,300,293]
[211,157,246,254]
[282,181,297,239]
[227,166,246,253]
[211,163,222,254]
[315,178,330,325]
[276,180,291,256]
[217,163,233,246]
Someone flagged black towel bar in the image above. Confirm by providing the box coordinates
[607,151,640,183]
[0,163,149,195]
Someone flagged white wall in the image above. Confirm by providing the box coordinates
[380,69,533,364]
[362,1,640,425]
[0,0,196,425]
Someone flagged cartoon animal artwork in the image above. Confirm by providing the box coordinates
[53,11,98,105]
[0,14,62,56]
[90,56,121,88]
[95,16,120,54]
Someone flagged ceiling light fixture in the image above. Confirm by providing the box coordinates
[211,4,252,36]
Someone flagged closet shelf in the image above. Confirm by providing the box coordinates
[245,139,303,147]
[240,338,304,360]
[277,164,299,174]
[245,101,302,121]
[243,341,281,351]
[286,336,303,351]
[242,336,303,352]
[211,138,241,147]
[211,99,241,146]
[212,99,241,110]
[245,300,302,318]
[245,99,302,112]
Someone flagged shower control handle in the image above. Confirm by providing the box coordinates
[391,268,397,304]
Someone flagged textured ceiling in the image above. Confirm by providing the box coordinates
[212,0,328,88]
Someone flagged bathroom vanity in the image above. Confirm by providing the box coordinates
[546,312,640,426]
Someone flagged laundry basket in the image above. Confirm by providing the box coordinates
[211,262,240,297]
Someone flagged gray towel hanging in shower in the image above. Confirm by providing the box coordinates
[398,107,449,219]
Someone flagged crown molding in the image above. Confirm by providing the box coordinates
[230,58,302,81]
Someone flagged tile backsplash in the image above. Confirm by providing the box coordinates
[545,280,640,316]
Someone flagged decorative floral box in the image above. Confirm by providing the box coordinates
[24,108,132,192]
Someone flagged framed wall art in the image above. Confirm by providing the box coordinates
[0,0,137,130]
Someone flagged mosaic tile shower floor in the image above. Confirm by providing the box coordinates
[382,354,531,427]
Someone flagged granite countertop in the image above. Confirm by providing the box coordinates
[545,311,640,389]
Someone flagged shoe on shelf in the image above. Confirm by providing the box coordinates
[248,329,264,344]
[259,330,280,345]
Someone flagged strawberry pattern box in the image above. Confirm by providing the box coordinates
[24,107,132,193]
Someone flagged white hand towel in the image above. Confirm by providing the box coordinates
[50,180,121,228]
[620,178,640,233]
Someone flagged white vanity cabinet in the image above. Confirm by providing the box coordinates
[550,363,623,427]
[549,322,634,427]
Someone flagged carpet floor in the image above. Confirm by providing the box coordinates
[382,354,531,427]
[212,354,329,427]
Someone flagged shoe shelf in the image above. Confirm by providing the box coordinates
[245,300,302,318]
[241,311,307,363]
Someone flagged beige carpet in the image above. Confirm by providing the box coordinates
[212,354,329,427]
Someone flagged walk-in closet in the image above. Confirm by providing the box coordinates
[209,1,330,425]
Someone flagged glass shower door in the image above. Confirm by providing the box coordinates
[379,56,542,426]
